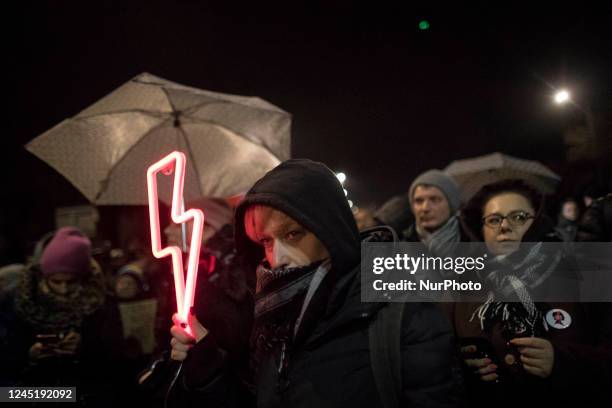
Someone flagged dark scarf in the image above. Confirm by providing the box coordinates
[250,260,323,378]
[470,243,562,336]
[14,266,106,333]
[254,260,323,319]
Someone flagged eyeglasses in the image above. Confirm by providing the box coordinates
[482,211,534,228]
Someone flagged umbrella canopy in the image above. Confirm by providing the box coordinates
[374,194,414,234]
[26,73,291,205]
[444,152,561,203]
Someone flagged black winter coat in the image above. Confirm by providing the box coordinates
[173,159,463,408]
[450,205,612,408]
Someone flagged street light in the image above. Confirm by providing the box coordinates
[552,86,605,162]
[336,172,346,184]
[554,89,570,105]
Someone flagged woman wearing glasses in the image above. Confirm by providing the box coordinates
[448,180,612,408]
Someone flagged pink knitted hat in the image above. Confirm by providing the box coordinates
[40,227,92,277]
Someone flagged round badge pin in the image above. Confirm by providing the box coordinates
[545,308,571,329]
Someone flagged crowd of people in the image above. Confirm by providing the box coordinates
[1,158,611,407]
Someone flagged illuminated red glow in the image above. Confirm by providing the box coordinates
[147,151,204,335]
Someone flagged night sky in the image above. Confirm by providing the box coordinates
[3,1,612,253]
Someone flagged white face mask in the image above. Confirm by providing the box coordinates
[272,239,312,269]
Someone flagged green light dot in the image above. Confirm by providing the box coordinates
[419,20,430,30]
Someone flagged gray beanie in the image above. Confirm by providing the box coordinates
[408,169,461,214]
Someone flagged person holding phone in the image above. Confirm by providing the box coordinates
[448,180,612,408]
[1,227,106,386]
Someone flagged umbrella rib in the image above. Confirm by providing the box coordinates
[181,113,284,161]
[163,90,287,159]
[95,118,174,201]
[160,87,179,114]
[176,125,205,199]
[155,87,204,198]
[178,96,288,160]
[76,109,170,121]
[77,89,286,161]
[183,98,286,117]
[132,74,287,114]
[80,90,285,202]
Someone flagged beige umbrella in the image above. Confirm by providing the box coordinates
[445,152,561,203]
[26,72,291,205]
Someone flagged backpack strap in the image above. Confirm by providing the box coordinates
[369,302,405,408]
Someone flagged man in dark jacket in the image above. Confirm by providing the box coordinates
[170,159,462,407]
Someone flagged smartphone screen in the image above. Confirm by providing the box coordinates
[36,333,64,346]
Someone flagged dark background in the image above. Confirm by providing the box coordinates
[3,1,612,259]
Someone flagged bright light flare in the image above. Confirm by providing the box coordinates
[554,90,570,104]
[336,172,347,184]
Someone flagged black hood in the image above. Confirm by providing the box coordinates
[234,159,360,275]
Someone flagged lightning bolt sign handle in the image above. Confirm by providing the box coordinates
[147,151,205,335]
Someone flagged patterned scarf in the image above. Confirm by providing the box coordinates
[251,260,326,378]
[417,216,461,258]
[14,266,106,333]
[254,260,323,319]
[470,243,562,335]
[417,216,461,278]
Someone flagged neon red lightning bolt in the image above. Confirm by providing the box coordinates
[147,151,204,335]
